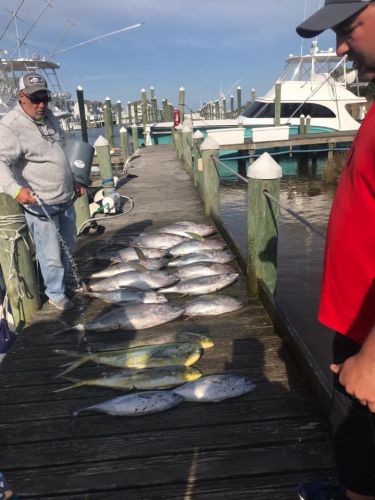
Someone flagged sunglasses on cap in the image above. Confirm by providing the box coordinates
[23,92,51,104]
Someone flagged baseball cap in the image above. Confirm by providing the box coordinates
[296,0,373,38]
[18,72,48,95]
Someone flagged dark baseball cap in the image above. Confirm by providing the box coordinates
[297,0,373,38]
[18,72,48,95]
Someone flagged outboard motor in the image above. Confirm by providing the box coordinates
[64,138,95,187]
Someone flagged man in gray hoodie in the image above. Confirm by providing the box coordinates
[0,72,84,311]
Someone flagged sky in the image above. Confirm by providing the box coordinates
[0,0,337,109]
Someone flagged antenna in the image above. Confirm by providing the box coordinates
[47,0,89,59]
[52,23,144,56]
[10,0,53,59]
[0,0,26,43]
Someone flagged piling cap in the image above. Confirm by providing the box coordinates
[94,135,110,147]
[200,136,220,151]
[247,152,282,180]
[193,130,204,139]
[120,126,127,133]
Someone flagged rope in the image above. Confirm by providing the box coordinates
[0,214,30,298]
[263,190,326,239]
[220,146,350,162]
[212,156,248,183]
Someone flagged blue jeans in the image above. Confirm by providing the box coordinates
[25,202,76,302]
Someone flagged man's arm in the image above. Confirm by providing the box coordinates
[331,323,375,411]
[0,123,25,200]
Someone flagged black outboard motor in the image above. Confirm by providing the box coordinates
[64,138,95,187]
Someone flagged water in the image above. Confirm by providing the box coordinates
[219,157,337,385]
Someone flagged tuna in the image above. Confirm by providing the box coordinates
[86,269,178,292]
[173,374,256,402]
[167,250,235,267]
[82,288,168,304]
[168,238,226,257]
[88,258,168,278]
[172,262,237,280]
[74,391,184,417]
[155,221,217,238]
[54,303,186,333]
[185,295,244,316]
[161,273,239,295]
[129,233,189,249]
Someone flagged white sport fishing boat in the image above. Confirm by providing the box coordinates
[239,41,367,134]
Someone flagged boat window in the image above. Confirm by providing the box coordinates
[242,101,336,119]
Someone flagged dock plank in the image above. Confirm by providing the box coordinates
[0,145,334,498]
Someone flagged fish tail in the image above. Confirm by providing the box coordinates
[52,323,84,336]
[53,377,83,393]
[55,354,93,378]
[54,349,82,359]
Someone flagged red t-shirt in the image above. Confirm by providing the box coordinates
[318,103,375,345]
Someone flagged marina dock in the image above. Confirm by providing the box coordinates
[0,145,335,498]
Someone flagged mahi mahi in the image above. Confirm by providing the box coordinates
[74,391,184,417]
[161,273,239,295]
[173,374,256,402]
[54,365,202,393]
[55,342,203,376]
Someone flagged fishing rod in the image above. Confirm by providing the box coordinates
[52,23,144,57]
[0,0,26,43]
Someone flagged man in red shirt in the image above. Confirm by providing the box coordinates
[297,1,375,499]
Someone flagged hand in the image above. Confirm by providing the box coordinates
[331,352,375,412]
[15,187,36,204]
[73,181,86,198]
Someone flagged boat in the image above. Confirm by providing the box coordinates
[238,41,368,135]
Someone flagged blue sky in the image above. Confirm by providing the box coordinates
[1,0,337,109]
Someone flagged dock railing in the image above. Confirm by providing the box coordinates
[173,125,342,411]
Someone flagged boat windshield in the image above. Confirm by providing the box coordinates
[278,53,349,83]
[242,101,336,119]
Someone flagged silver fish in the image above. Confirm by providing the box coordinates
[173,262,236,280]
[129,233,189,249]
[161,273,239,295]
[173,374,256,402]
[167,250,235,267]
[56,303,186,333]
[96,247,169,263]
[89,258,168,279]
[87,270,178,292]
[168,238,226,256]
[155,221,217,238]
[184,295,244,316]
[82,288,168,304]
[74,391,184,417]
[55,365,202,392]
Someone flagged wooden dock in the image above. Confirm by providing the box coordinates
[0,145,335,499]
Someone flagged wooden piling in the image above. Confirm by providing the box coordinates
[116,100,122,126]
[193,130,204,188]
[215,100,220,120]
[305,115,311,134]
[299,114,306,135]
[237,86,242,115]
[200,137,220,219]
[127,102,132,125]
[182,123,193,174]
[150,86,155,100]
[247,153,282,298]
[103,97,114,148]
[120,126,129,164]
[222,97,227,118]
[94,135,114,195]
[0,193,40,329]
[76,86,88,143]
[251,88,256,102]
[74,192,91,234]
[141,88,148,127]
[230,95,234,118]
[179,87,185,122]
[131,124,139,152]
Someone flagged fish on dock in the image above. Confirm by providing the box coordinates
[81,288,168,304]
[74,391,184,417]
[173,374,256,402]
[90,331,215,351]
[55,342,203,376]
[84,270,178,292]
[95,247,169,263]
[172,262,237,280]
[168,238,226,257]
[55,365,202,393]
[154,221,217,238]
[129,233,189,250]
[167,250,235,267]
[54,303,186,333]
[88,258,168,278]
[184,295,244,316]
[161,273,239,295]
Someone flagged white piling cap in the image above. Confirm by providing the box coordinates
[76,85,83,91]
[247,152,282,180]
[117,99,121,103]
[179,87,185,91]
[150,86,154,89]
[193,130,204,139]
[120,126,127,133]
[200,136,220,151]
[94,135,110,147]
[237,86,242,90]
[141,88,146,93]
[105,96,111,101]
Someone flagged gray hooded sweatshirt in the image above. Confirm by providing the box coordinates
[0,103,73,204]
